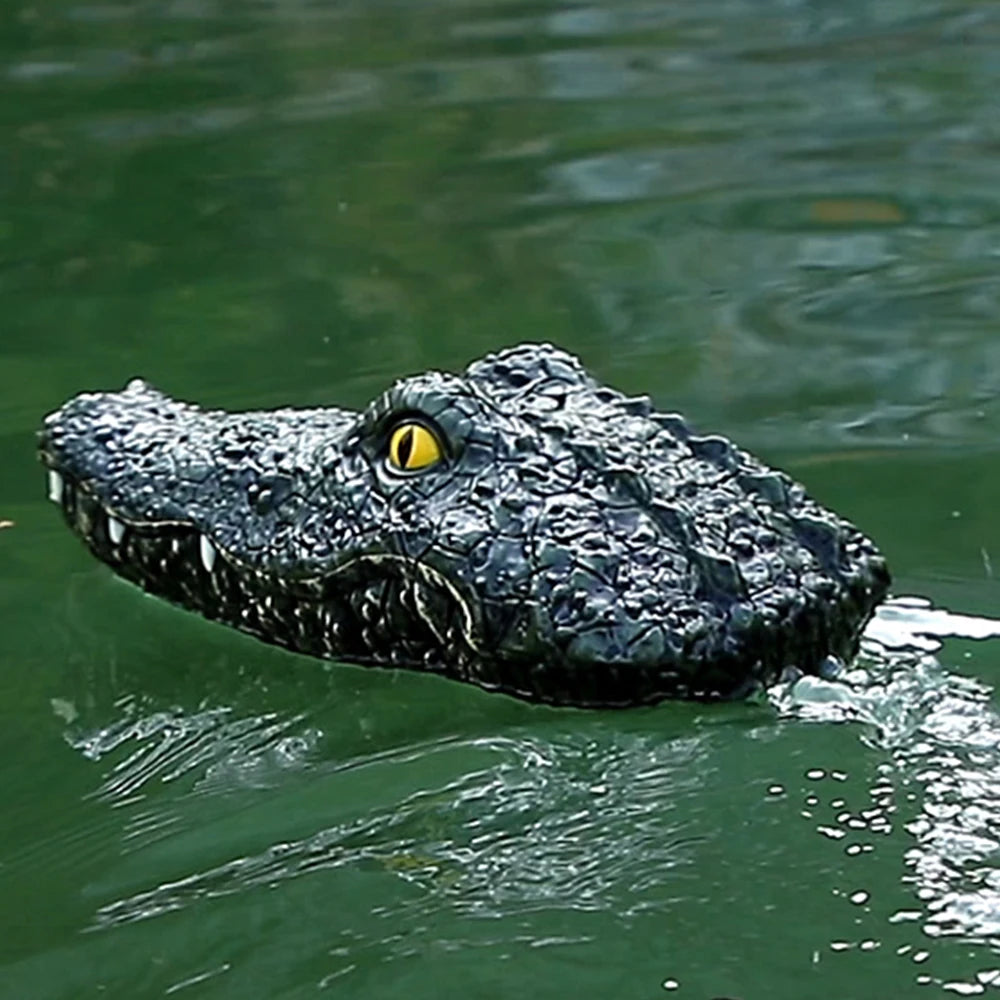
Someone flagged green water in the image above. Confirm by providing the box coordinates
[4,2,1000,997]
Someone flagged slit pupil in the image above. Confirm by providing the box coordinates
[398,427,414,467]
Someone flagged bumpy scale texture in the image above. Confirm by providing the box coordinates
[38,343,890,706]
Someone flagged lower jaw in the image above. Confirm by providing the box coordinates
[40,464,476,675]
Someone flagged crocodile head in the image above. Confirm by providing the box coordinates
[38,343,889,706]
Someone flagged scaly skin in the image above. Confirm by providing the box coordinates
[38,343,889,706]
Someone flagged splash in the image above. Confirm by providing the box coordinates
[774,596,1000,990]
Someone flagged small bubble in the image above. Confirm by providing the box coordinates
[830,941,852,952]
[845,844,862,856]
[913,951,930,964]
[831,771,848,782]
[850,891,870,905]
[860,940,880,951]
[805,794,819,806]
[806,768,826,780]
[767,784,785,796]
[662,979,679,991]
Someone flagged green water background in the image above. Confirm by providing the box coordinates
[3,2,1000,997]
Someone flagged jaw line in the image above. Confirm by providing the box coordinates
[327,553,483,656]
[42,459,484,656]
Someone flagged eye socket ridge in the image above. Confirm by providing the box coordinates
[386,417,446,473]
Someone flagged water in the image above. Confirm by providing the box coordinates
[4,1,1000,996]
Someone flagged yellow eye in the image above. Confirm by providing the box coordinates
[388,422,443,472]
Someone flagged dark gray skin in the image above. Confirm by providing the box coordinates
[38,343,890,706]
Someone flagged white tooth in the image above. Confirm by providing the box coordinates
[199,535,216,573]
[108,515,125,545]
[47,470,64,504]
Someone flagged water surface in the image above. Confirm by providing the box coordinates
[3,1,1000,997]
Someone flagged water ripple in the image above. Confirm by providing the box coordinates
[68,704,320,804]
[87,727,706,931]
[6,1,1000,450]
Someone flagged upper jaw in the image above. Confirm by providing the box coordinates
[38,380,360,583]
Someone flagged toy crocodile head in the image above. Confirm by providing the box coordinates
[38,343,889,706]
